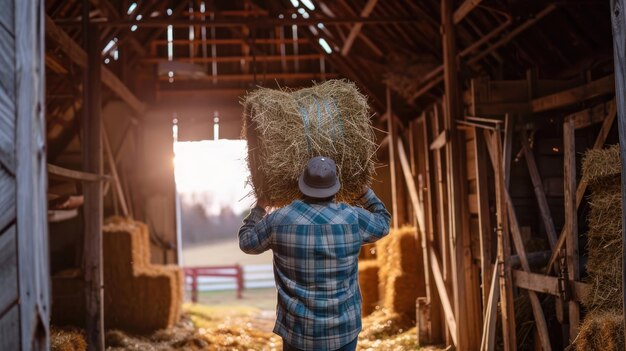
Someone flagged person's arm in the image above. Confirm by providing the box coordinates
[356,188,391,243]
[238,203,273,254]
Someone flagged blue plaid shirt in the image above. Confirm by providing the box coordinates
[238,189,391,350]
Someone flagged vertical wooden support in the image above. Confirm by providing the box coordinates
[83,21,105,350]
[103,125,130,218]
[474,129,493,312]
[14,0,50,349]
[502,114,514,188]
[432,105,449,281]
[386,87,399,229]
[441,0,479,348]
[563,118,580,343]
[486,129,516,351]
[609,1,626,347]
[420,115,444,343]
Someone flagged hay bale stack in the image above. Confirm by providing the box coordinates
[103,218,183,333]
[581,144,622,312]
[576,312,624,351]
[51,218,183,334]
[242,79,377,206]
[358,260,379,316]
[375,227,420,319]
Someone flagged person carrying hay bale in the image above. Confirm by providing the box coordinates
[238,156,391,351]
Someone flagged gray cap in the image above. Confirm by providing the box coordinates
[298,156,341,198]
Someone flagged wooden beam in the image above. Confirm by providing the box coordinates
[430,249,458,346]
[531,74,615,113]
[83,22,105,351]
[442,0,477,347]
[453,0,483,24]
[563,118,580,343]
[485,130,516,351]
[340,0,378,56]
[45,15,147,114]
[609,3,626,346]
[512,269,589,302]
[48,164,109,182]
[387,87,399,229]
[103,124,129,218]
[502,115,514,188]
[142,53,323,63]
[545,100,617,273]
[567,100,615,129]
[474,129,493,312]
[159,72,337,82]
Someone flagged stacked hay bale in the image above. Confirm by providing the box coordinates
[577,144,625,350]
[52,217,183,334]
[50,327,86,351]
[242,79,377,207]
[376,227,420,320]
[358,260,379,316]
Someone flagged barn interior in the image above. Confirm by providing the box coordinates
[2,0,625,350]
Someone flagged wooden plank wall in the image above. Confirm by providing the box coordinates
[0,0,50,349]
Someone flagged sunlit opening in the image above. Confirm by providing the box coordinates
[301,0,316,11]
[318,38,332,54]
[126,2,137,15]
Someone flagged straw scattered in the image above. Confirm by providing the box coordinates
[242,79,377,206]
[576,311,624,351]
[50,327,86,351]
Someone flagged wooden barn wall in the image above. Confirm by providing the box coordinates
[0,0,50,349]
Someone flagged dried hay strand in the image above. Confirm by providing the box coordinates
[576,311,624,351]
[242,79,377,206]
[50,327,86,351]
[359,308,414,342]
[358,260,380,316]
[581,144,621,185]
[357,327,421,351]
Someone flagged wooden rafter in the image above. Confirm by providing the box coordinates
[45,15,146,114]
[340,0,378,56]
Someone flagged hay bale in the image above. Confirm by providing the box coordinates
[51,327,86,351]
[576,312,624,351]
[376,227,419,304]
[382,274,419,319]
[581,145,623,312]
[103,219,183,333]
[358,260,379,316]
[242,79,377,206]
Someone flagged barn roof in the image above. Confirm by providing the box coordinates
[44,0,613,162]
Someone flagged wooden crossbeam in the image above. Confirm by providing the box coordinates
[47,164,109,183]
[531,74,615,113]
[340,0,378,56]
[45,15,146,114]
[512,269,589,302]
[453,0,483,24]
[142,54,323,63]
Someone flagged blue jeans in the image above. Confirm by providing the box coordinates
[282,337,358,351]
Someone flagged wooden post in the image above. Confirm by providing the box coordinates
[441,0,478,347]
[474,129,493,312]
[386,87,399,229]
[609,1,626,347]
[563,118,580,343]
[486,129,516,351]
[83,19,105,350]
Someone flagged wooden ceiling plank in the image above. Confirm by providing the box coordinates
[340,0,378,56]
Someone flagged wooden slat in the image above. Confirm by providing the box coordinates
[0,166,15,234]
[0,25,16,175]
[0,304,19,351]
[568,100,615,129]
[430,249,458,346]
[513,269,558,295]
[563,118,580,343]
[15,0,50,349]
[103,125,129,217]
[0,225,17,316]
[44,15,146,114]
[531,74,615,113]
[0,0,13,33]
[430,130,448,150]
